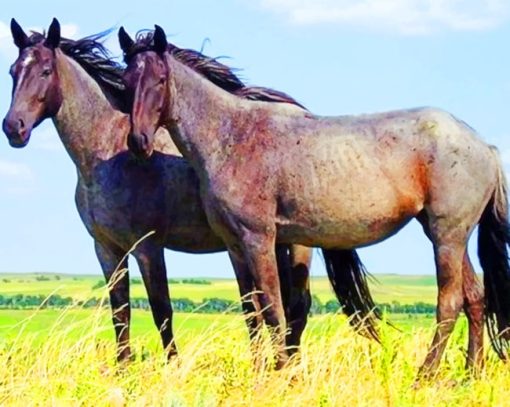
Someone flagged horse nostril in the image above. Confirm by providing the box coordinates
[18,118,25,130]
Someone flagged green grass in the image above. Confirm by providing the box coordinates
[0,272,439,344]
[0,272,438,304]
[0,308,437,348]
[0,308,242,344]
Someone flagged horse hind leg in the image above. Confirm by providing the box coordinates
[418,212,484,372]
[462,253,484,373]
[416,212,466,380]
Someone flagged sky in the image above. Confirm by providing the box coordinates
[1,0,510,278]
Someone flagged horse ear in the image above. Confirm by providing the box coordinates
[11,18,28,50]
[45,18,61,49]
[153,25,168,54]
[118,26,134,54]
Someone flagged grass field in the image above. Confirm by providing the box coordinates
[0,272,438,304]
[4,273,508,406]
[0,306,507,406]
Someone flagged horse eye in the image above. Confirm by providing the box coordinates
[158,77,165,85]
[41,68,52,77]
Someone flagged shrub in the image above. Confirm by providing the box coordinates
[181,278,211,285]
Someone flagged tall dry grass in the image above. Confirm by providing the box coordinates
[0,305,509,406]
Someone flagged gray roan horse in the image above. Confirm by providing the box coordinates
[120,24,510,379]
[2,18,327,361]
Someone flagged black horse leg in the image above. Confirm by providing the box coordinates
[134,243,177,360]
[94,240,131,362]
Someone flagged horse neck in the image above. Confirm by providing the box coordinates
[166,55,247,174]
[53,51,129,181]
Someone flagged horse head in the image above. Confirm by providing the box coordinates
[119,25,169,159]
[3,18,63,147]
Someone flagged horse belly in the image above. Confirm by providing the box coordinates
[276,171,423,248]
[276,206,417,248]
[275,135,425,247]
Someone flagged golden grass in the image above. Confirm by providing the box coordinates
[0,306,508,406]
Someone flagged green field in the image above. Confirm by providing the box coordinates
[0,272,438,304]
[0,272,439,339]
[0,271,441,351]
[0,308,437,342]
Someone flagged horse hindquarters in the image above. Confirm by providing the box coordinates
[414,141,508,379]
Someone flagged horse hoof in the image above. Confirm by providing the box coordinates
[275,357,289,370]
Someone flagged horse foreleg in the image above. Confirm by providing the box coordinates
[278,244,312,356]
[241,233,289,370]
[462,253,484,374]
[229,251,264,343]
[94,241,131,363]
[134,244,177,360]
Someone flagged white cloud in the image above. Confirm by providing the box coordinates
[0,20,79,60]
[258,0,510,35]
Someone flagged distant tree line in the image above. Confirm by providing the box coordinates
[309,295,436,315]
[0,293,435,315]
[1,276,212,286]
[91,278,212,289]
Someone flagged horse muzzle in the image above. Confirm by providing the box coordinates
[127,132,152,159]
[2,117,31,148]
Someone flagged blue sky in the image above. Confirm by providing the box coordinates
[1,0,509,277]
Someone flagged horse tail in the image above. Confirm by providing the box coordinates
[322,248,381,342]
[478,146,510,359]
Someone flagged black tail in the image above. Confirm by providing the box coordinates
[322,248,381,341]
[478,147,510,359]
[479,203,510,359]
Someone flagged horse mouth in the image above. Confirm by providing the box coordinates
[8,133,31,148]
[127,132,153,160]
[130,147,153,161]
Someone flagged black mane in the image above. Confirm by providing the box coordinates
[124,31,305,109]
[27,29,305,110]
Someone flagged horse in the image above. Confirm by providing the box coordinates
[2,18,318,362]
[119,24,510,379]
